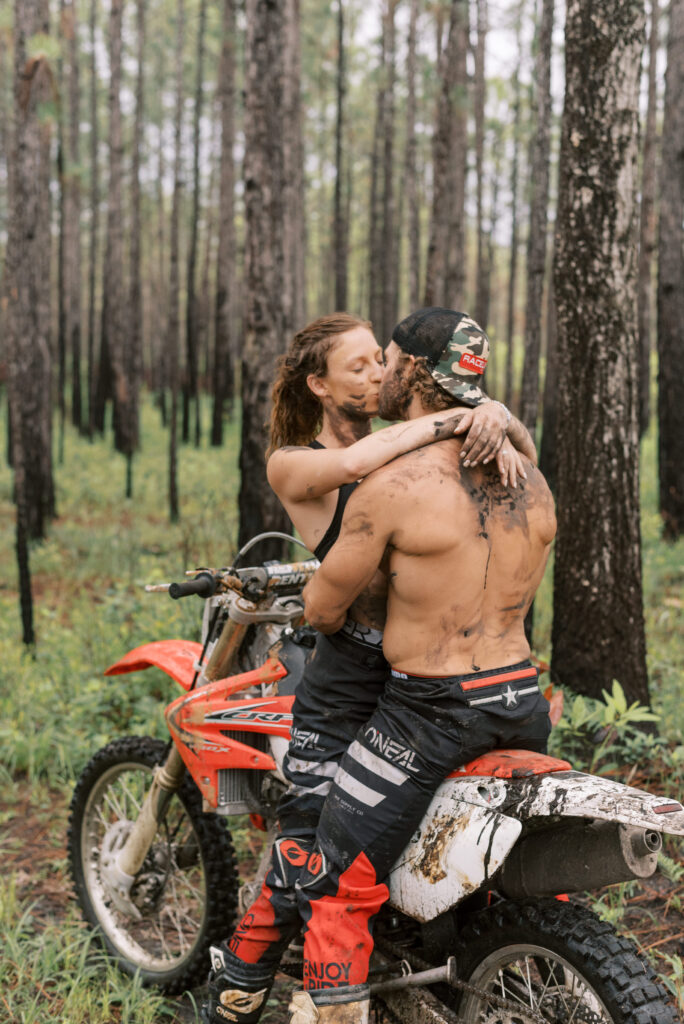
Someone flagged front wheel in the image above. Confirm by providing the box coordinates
[67,736,239,993]
[452,898,680,1024]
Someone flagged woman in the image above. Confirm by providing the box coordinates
[200,313,535,1024]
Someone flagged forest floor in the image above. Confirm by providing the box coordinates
[3,774,683,1023]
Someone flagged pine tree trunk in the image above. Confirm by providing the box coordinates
[504,31,522,410]
[539,281,558,491]
[657,0,684,540]
[86,0,98,437]
[283,0,306,332]
[519,0,554,433]
[552,0,648,704]
[211,0,237,447]
[5,0,58,640]
[404,0,420,309]
[380,0,398,343]
[127,0,146,490]
[239,0,290,557]
[183,0,207,448]
[473,0,488,329]
[425,0,468,307]
[168,0,184,522]
[103,0,133,474]
[333,0,348,311]
[637,0,659,438]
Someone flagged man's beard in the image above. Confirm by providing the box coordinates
[378,361,413,420]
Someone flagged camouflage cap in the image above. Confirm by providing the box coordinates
[391,307,490,406]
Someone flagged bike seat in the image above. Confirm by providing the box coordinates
[448,749,571,779]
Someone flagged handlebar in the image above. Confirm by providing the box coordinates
[168,571,218,600]
[157,559,320,602]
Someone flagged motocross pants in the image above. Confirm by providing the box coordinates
[295,660,552,989]
[220,623,387,982]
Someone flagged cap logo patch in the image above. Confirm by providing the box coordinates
[458,352,487,374]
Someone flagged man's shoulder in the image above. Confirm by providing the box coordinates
[361,440,461,492]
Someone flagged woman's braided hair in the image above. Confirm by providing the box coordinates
[268,312,371,455]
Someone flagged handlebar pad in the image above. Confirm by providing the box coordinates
[169,572,217,600]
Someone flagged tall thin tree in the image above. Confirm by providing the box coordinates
[519,0,554,433]
[127,0,147,486]
[168,0,184,521]
[183,0,207,447]
[5,0,57,641]
[552,0,648,704]
[656,0,684,540]
[637,0,660,438]
[333,0,348,311]
[503,11,523,409]
[404,0,420,309]
[211,0,237,447]
[424,0,468,307]
[473,0,489,329]
[86,0,98,437]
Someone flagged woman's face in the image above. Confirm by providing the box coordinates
[310,326,384,420]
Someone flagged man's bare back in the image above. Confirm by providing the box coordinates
[304,437,556,676]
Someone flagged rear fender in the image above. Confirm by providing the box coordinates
[105,640,204,691]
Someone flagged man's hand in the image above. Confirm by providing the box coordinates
[452,402,507,467]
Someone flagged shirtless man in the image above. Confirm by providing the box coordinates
[200,312,537,1024]
[288,308,556,1024]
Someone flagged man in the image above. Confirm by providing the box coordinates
[290,308,556,1023]
[201,313,537,1024]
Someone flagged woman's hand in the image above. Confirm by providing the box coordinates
[452,402,508,467]
[495,444,526,488]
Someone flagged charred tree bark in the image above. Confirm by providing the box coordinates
[168,0,184,522]
[637,0,659,438]
[102,0,135,485]
[333,0,348,311]
[239,0,290,557]
[283,0,306,332]
[211,0,237,447]
[552,0,648,704]
[5,0,57,640]
[183,0,207,448]
[126,0,146,494]
[86,0,98,437]
[539,281,558,491]
[473,0,488,329]
[404,0,420,309]
[425,0,468,307]
[504,28,522,410]
[380,0,398,343]
[519,0,554,433]
[657,0,684,540]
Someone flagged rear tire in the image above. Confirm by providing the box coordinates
[451,898,680,1024]
[68,736,239,993]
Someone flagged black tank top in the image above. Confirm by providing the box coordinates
[309,440,359,560]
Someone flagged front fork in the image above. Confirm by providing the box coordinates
[102,614,247,918]
[101,745,187,918]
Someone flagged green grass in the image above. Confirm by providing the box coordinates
[0,392,682,1019]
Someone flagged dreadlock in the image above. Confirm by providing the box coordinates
[268,313,372,456]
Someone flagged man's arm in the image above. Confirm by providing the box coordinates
[303,475,392,633]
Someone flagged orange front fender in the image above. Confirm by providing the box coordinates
[105,640,203,691]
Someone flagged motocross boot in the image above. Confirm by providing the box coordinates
[288,985,370,1024]
[200,945,274,1024]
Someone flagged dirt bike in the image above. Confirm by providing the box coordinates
[68,533,684,1024]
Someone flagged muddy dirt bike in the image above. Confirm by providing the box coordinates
[68,533,684,1024]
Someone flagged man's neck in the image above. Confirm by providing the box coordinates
[317,409,372,448]
[404,394,430,420]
